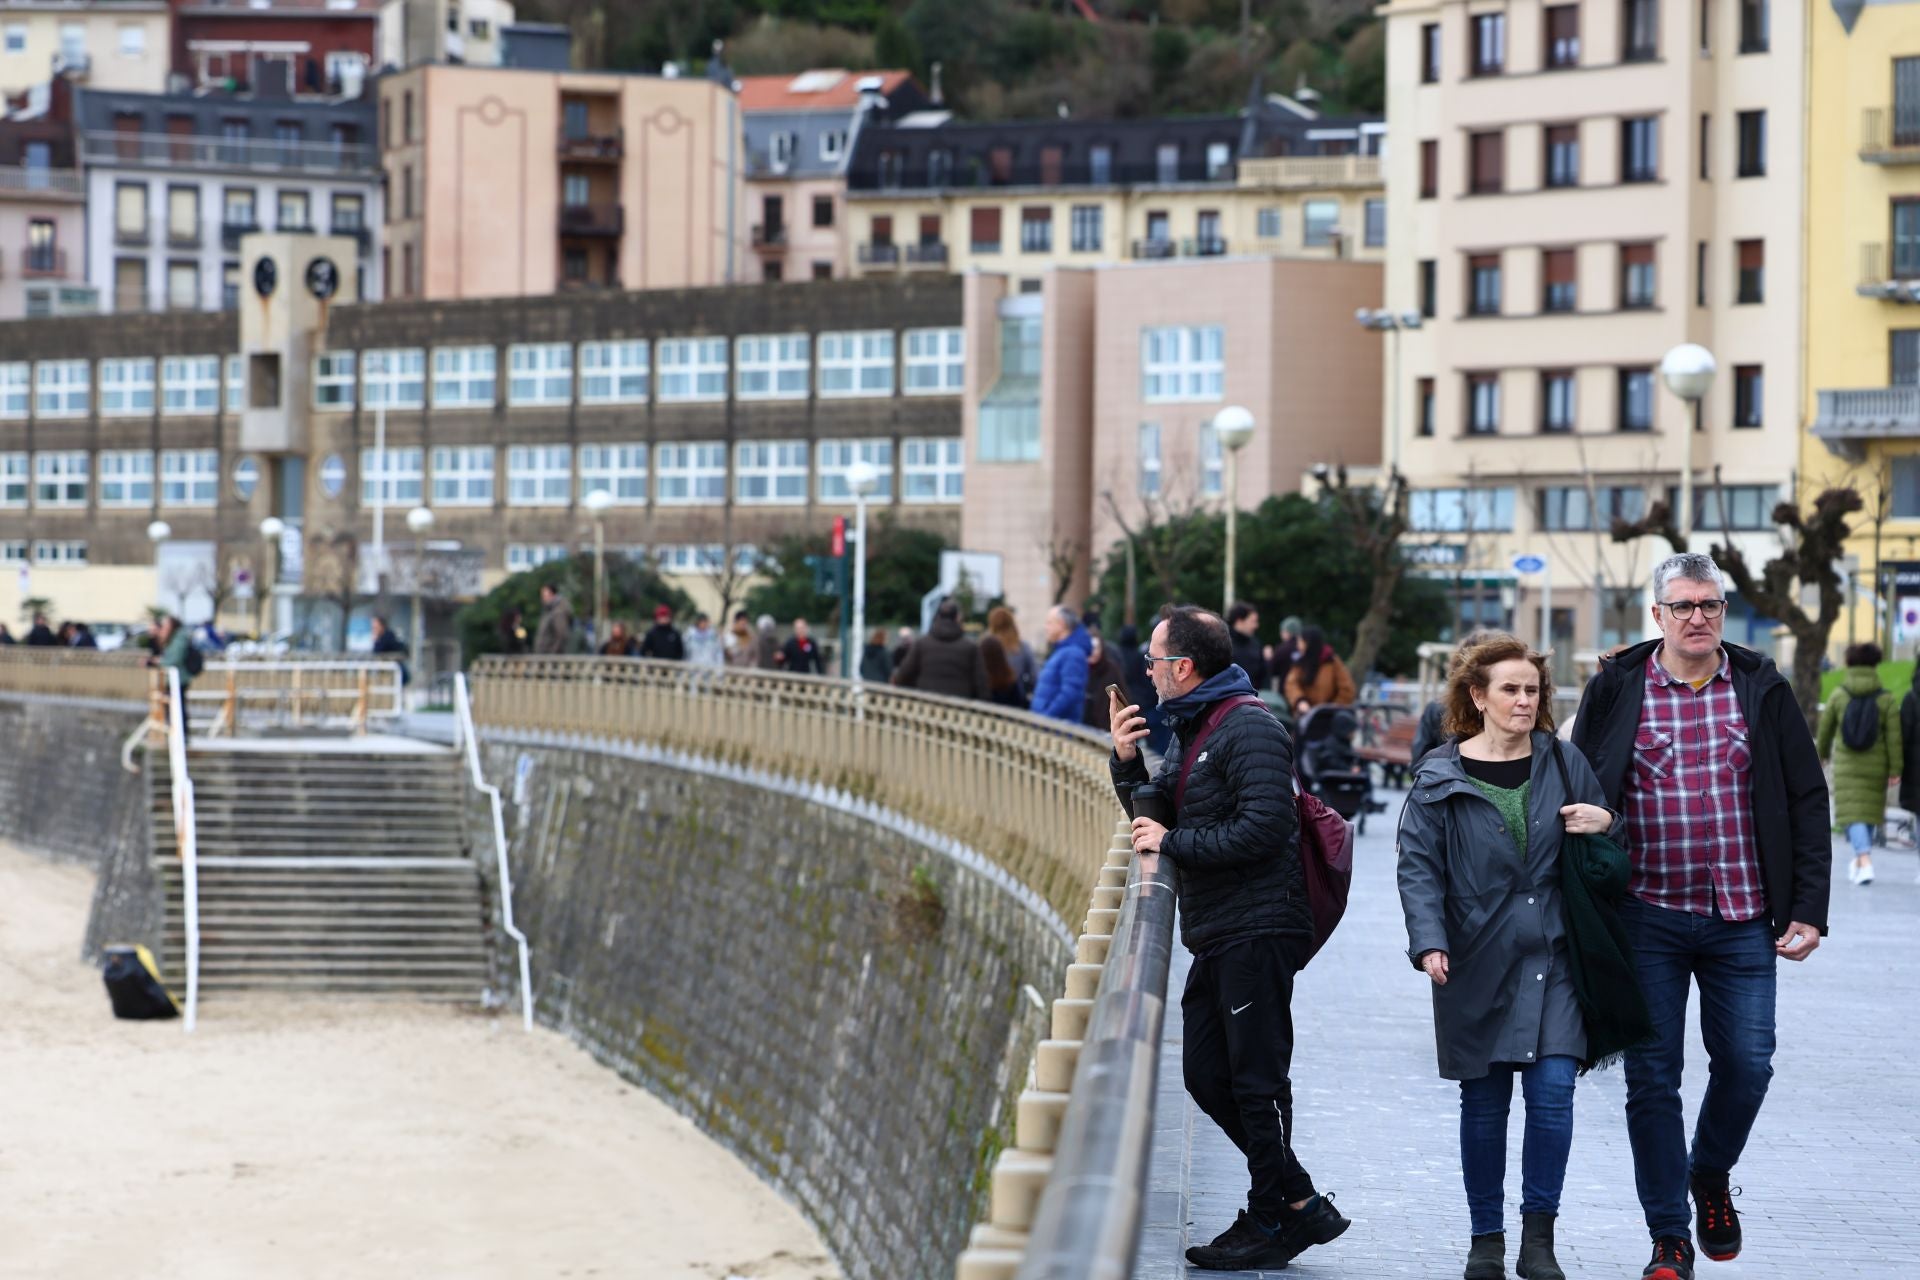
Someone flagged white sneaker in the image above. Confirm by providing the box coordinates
[1857,862,1876,885]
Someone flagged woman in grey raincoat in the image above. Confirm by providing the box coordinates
[1397,634,1619,1280]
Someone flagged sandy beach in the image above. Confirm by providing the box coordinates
[0,841,839,1280]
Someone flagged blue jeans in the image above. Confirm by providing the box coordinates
[1458,1055,1579,1236]
[1620,898,1777,1241]
[1847,823,1874,855]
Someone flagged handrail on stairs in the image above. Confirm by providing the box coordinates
[165,666,201,1034]
[453,673,534,1032]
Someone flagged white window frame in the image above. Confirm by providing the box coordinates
[904,328,965,396]
[160,448,219,507]
[1200,424,1224,496]
[578,443,648,505]
[654,442,726,505]
[430,445,494,506]
[734,335,809,400]
[1257,207,1282,239]
[362,348,425,409]
[34,360,89,418]
[1138,422,1162,498]
[508,343,573,406]
[432,345,496,408]
[32,539,87,565]
[0,453,26,507]
[100,358,155,417]
[821,130,847,162]
[1141,326,1225,403]
[360,447,423,504]
[733,441,809,505]
[819,330,895,398]
[507,444,571,506]
[657,338,728,402]
[226,354,245,411]
[902,437,963,504]
[163,355,220,415]
[0,363,27,419]
[579,340,650,405]
[506,543,568,573]
[314,352,356,409]
[34,451,88,508]
[816,438,894,501]
[98,450,154,508]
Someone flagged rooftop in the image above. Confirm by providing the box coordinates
[736,69,915,112]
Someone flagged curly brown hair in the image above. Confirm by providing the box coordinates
[1444,632,1556,739]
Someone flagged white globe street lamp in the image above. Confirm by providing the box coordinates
[581,488,614,644]
[846,459,882,680]
[1211,406,1257,612]
[1660,344,1717,541]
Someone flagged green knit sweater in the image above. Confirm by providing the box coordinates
[1466,777,1532,856]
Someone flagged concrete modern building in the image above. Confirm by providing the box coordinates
[960,255,1383,624]
[376,63,742,301]
[845,96,1386,292]
[77,84,381,312]
[378,0,514,70]
[1805,0,1920,655]
[0,82,88,317]
[737,67,924,284]
[1380,0,1804,665]
[171,0,379,97]
[0,0,171,96]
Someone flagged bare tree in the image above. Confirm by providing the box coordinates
[679,515,759,624]
[305,528,360,651]
[1319,465,1410,680]
[1098,449,1214,614]
[1043,531,1086,607]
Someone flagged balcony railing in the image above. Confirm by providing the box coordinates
[558,127,624,162]
[1861,107,1920,163]
[904,241,948,266]
[168,227,202,249]
[751,223,788,249]
[857,242,900,266]
[1130,238,1178,260]
[558,202,623,237]
[1859,242,1920,296]
[0,165,84,197]
[1187,235,1228,257]
[1813,386,1920,459]
[1236,153,1383,189]
[221,219,260,250]
[849,157,1239,193]
[115,225,150,248]
[82,131,379,176]
[20,246,67,278]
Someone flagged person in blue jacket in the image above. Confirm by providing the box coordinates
[1031,605,1092,722]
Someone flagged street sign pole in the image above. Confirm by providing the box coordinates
[1511,554,1550,653]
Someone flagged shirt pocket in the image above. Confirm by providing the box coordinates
[1634,729,1676,781]
[1725,724,1753,774]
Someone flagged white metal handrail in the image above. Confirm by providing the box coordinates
[166,667,200,1034]
[454,674,533,1032]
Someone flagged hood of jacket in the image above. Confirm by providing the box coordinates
[928,615,965,642]
[1159,664,1258,729]
[1841,665,1884,698]
[1602,636,1788,696]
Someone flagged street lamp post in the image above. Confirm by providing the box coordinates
[582,489,613,645]
[257,516,285,640]
[1211,406,1257,611]
[146,519,171,617]
[1356,308,1425,477]
[846,459,882,680]
[1659,344,1717,544]
[404,506,434,678]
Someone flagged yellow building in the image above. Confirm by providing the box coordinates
[0,1,171,96]
[1805,0,1920,656]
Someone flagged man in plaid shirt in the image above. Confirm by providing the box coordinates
[1572,553,1830,1280]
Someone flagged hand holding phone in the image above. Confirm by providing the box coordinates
[1109,682,1150,761]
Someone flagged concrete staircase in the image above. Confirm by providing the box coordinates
[149,745,492,1001]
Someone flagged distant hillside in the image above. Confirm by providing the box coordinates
[518,0,1384,121]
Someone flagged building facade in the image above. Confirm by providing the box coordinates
[171,0,379,98]
[0,89,87,317]
[380,0,514,70]
[1381,0,1805,668]
[377,63,742,302]
[0,0,171,97]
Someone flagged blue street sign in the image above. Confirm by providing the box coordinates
[1511,555,1548,575]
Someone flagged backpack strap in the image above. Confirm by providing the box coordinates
[1175,694,1268,813]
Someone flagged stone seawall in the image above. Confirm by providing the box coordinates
[477,730,1072,1280]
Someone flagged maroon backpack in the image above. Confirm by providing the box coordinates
[1176,693,1354,965]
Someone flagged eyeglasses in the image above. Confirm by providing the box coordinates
[1659,598,1727,620]
[1143,654,1189,666]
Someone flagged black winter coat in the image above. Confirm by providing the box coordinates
[1111,668,1310,953]
[1571,638,1831,935]
[892,617,987,700]
[1901,690,1920,816]
[1231,631,1269,691]
[640,624,685,660]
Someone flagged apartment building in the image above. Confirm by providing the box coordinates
[377,62,742,301]
[1381,0,1803,666]
[0,0,171,96]
[0,87,87,317]
[844,97,1386,290]
[78,85,382,312]
[381,0,514,69]
[1805,0,1920,653]
[171,0,380,97]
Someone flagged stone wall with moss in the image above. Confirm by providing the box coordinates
[476,731,1069,1280]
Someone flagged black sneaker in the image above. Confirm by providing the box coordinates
[1274,1193,1351,1263]
[1641,1236,1695,1280]
[1184,1212,1289,1271]
[1689,1171,1742,1261]
[1185,1210,1248,1259]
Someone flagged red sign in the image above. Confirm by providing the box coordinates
[831,515,846,558]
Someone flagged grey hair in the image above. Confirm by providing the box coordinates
[1049,604,1079,628]
[1651,553,1723,602]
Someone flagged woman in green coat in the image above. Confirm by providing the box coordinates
[1815,642,1903,886]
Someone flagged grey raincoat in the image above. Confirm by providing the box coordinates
[1396,732,1617,1081]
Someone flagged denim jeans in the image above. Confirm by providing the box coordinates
[1847,822,1874,855]
[1457,1055,1578,1236]
[1620,897,1777,1241]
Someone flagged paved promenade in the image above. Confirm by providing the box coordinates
[1136,792,1920,1279]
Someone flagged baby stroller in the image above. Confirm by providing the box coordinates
[1296,704,1388,835]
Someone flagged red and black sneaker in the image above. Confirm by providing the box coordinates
[1642,1236,1695,1280]
[1690,1171,1743,1261]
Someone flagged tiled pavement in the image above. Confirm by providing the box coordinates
[1136,792,1920,1278]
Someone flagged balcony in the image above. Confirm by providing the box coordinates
[1130,238,1178,260]
[857,242,901,267]
[168,226,202,249]
[20,247,67,278]
[1858,242,1920,298]
[848,157,1240,193]
[115,225,150,248]
[0,166,84,199]
[221,219,261,250]
[752,223,788,251]
[1186,235,1228,257]
[558,127,624,163]
[1236,153,1383,189]
[332,224,371,249]
[82,131,379,176]
[1812,386,1920,460]
[904,241,948,267]
[1861,108,1920,164]
[558,202,623,238]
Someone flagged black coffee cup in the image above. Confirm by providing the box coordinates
[1130,780,1174,829]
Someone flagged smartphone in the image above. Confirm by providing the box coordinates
[1105,682,1125,703]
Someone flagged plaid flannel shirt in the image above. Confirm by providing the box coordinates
[1621,647,1767,921]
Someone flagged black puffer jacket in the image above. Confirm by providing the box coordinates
[892,615,987,700]
[1111,665,1310,953]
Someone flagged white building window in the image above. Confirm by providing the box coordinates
[98,451,154,508]
[507,445,571,506]
[580,340,649,404]
[35,360,89,418]
[655,443,726,505]
[1257,207,1282,239]
[431,445,494,506]
[100,358,155,416]
[161,449,219,507]
[1200,424,1223,496]
[508,343,573,405]
[0,363,27,418]
[821,130,847,162]
[902,437,963,504]
[117,24,144,55]
[819,330,895,397]
[0,453,26,507]
[1138,422,1162,498]
[226,354,245,411]
[163,355,220,415]
[0,541,22,563]
[734,441,809,504]
[360,447,423,504]
[32,540,87,565]
[506,543,569,573]
[34,452,88,507]
[1141,326,1224,403]
[363,348,426,409]
[314,352,356,409]
[735,334,810,400]
[817,438,894,501]
[433,345,497,407]
[578,443,648,504]
[904,328,965,395]
[657,338,728,402]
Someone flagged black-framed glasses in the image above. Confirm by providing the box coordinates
[1659,598,1727,620]
[1143,654,1190,666]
